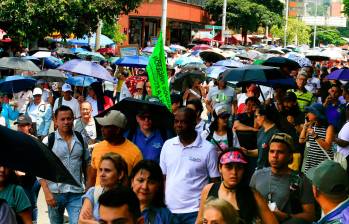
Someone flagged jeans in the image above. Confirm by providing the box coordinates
[47,192,83,224]
[173,211,198,224]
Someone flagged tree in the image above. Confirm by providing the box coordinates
[314,27,346,46]
[270,18,311,45]
[205,0,283,45]
[102,22,127,44]
[0,0,142,45]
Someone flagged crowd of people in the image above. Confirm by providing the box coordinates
[0,46,349,224]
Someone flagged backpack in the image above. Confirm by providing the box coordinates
[0,198,18,224]
[58,97,63,108]
[48,131,87,184]
[288,171,304,214]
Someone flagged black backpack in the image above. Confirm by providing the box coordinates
[47,131,87,184]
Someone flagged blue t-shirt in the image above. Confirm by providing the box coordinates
[325,103,346,132]
[142,207,179,224]
[132,128,164,163]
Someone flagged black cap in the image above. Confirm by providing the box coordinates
[284,92,297,102]
[14,114,32,125]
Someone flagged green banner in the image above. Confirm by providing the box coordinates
[146,32,172,111]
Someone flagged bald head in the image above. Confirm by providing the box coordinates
[80,101,93,120]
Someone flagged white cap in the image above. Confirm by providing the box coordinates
[33,87,43,96]
[62,83,72,92]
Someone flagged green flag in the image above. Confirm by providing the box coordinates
[146,32,172,111]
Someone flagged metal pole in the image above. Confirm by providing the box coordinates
[313,0,318,48]
[284,0,289,47]
[221,0,227,43]
[161,0,168,46]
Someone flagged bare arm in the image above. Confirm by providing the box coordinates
[78,198,98,224]
[195,184,212,224]
[253,190,278,224]
[86,167,97,190]
[233,120,258,132]
[205,99,213,114]
[18,209,32,224]
[312,125,335,150]
[39,179,56,208]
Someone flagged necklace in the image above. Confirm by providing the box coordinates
[222,182,236,191]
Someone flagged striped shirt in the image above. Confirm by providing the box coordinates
[304,126,334,173]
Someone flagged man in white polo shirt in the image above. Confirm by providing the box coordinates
[160,107,220,224]
[53,83,80,118]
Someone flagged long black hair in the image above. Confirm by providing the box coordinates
[130,160,166,208]
[218,149,258,224]
[207,111,233,148]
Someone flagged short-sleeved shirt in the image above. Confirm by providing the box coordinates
[160,133,220,213]
[53,97,80,118]
[82,187,100,220]
[131,128,164,163]
[250,168,314,214]
[92,139,143,185]
[207,86,236,112]
[0,184,31,213]
[337,122,349,157]
[235,112,255,127]
[256,126,280,169]
[74,118,97,145]
[325,103,346,132]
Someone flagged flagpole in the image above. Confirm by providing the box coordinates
[161,0,168,46]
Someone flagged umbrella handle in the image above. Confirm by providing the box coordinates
[257,85,265,102]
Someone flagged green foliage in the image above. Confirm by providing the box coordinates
[102,22,127,44]
[270,18,311,45]
[315,27,346,46]
[0,0,142,43]
[204,0,283,43]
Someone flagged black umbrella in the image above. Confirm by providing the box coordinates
[199,50,226,63]
[262,57,301,70]
[33,69,67,82]
[172,69,206,92]
[0,126,80,186]
[97,98,174,130]
[305,55,330,61]
[222,65,289,83]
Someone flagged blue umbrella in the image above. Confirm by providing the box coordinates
[0,75,37,93]
[58,59,114,82]
[213,59,244,68]
[326,68,349,81]
[68,34,114,46]
[174,56,203,66]
[77,51,105,62]
[44,56,63,69]
[66,75,98,87]
[206,66,229,79]
[114,56,149,68]
[70,48,87,54]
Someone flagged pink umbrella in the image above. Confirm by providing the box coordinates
[192,44,212,51]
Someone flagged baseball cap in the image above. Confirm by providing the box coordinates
[14,114,32,125]
[62,83,72,92]
[215,105,230,117]
[269,133,295,153]
[306,160,349,195]
[220,150,248,164]
[33,87,43,96]
[95,110,127,129]
[305,103,326,121]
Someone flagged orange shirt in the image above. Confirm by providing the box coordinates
[91,139,143,185]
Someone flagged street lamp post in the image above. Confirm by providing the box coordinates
[284,0,289,47]
[161,0,168,45]
[313,0,318,48]
[221,0,227,43]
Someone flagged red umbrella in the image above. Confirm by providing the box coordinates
[97,47,115,55]
[192,44,212,51]
[0,37,11,43]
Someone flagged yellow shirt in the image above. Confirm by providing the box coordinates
[91,139,143,185]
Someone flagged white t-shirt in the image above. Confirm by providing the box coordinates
[337,122,349,157]
[85,96,98,117]
[305,77,320,94]
[53,97,80,118]
[160,134,220,213]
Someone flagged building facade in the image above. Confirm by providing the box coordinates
[118,0,210,47]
